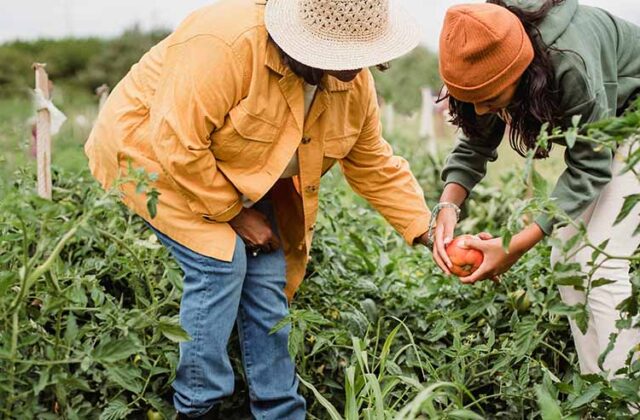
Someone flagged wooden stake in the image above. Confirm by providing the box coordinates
[419,87,437,156]
[383,102,395,134]
[33,63,52,200]
[96,84,110,112]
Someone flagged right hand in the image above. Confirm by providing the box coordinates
[228,208,281,253]
[432,207,458,275]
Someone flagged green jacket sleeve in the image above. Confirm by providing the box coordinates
[441,113,506,193]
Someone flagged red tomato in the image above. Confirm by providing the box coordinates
[445,235,484,277]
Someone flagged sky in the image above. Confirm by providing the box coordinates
[1,0,639,50]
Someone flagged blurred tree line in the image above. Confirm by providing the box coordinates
[373,46,442,115]
[0,27,440,114]
[0,27,169,99]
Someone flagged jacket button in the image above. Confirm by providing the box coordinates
[301,137,311,144]
[309,224,315,232]
[305,185,319,194]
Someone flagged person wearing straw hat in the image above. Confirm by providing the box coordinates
[432,0,640,378]
[85,0,431,418]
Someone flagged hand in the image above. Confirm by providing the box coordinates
[228,208,281,253]
[458,236,522,284]
[431,207,459,275]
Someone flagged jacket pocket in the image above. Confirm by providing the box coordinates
[212,105,281,162]
[324,130,359,159]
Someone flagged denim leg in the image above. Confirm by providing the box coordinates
[236,200,306,420]
[149,225,247,417]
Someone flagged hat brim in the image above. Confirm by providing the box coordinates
[265,0,422,71]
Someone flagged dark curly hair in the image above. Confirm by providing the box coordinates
[443,0,566,158]
[269,37,390,88]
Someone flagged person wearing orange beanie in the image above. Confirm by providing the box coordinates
[433,0,640,378]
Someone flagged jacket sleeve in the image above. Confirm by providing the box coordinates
[149,35,245,223]
[441,113,506,193]
[340,72,431,245]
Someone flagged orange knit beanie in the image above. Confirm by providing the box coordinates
[439,3,534,103]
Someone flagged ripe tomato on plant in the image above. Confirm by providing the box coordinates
[445,235,484,277]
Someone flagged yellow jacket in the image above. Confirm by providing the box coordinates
[85,0,431,299]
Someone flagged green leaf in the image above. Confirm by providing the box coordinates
[344,367,358,420]
[348,232,369,254]
[535,385,562,420]
[64,312,78,344]
[298,375,344,420]
[33,367,50,396]
[614,194,640,226]
[448,409,485,420]
[93,338,141,364]
[531,168,549,197]
[379,324,401,375]
[0,272,14,296]
[80,356,92,372]
[548,302,584,317]
[575,307,589,335]
[99,398,133,420]
[568,383,602,409]
[565,128,577,148]
[554,273,585,288]
[158,319,191,343]
[571,114,582,128]
[610,379,640,402]
[146,189,160,219]
[288,327,304,360]
[364,373,385,419]
[591,278,616,289]
[499,226,513,253]
[590,239,610,262]
[105,365,143,394]
[598,333,617,371]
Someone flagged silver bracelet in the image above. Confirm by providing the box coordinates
[425,202,461,248]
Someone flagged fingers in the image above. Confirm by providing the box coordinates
[477,232,494,240]
[460,269,490,284]
[459,257,500,284]
[254,228,281,255]
[460,237,488,252]
[432,242,451,275]
[435,226,453,270]
[269,231,282,251]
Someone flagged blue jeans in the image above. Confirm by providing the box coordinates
[148,200,306,419]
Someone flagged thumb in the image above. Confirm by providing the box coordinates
[461,237,489,251]
[443,235,453,246]
[443,224,456,246]
[476,232,494,241]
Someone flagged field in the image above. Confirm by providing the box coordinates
[1,87,639,420]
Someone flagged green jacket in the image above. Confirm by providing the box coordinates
[441,0,640,234]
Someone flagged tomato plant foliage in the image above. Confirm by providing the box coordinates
[1,102,640,418]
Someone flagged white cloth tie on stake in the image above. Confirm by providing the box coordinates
[33,88,67,136]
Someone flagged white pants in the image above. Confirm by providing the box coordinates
[550,144,640,377]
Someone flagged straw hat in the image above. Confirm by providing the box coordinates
[265,0,422,71]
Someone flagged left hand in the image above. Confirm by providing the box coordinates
[458,236,523,284]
